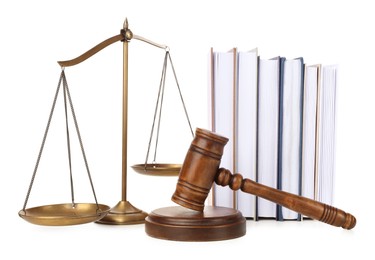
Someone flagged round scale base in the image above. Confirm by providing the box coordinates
[95,201,147,225]
[145,206,246,241]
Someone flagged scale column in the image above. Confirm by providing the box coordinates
[96,19,147,225]
[122,23,129,202]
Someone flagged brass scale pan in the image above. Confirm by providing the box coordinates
[19,204,110,226]
[132,164,181,176]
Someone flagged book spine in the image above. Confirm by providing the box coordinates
[236,50,258,219]
[232,48,238,210]
[212,49,236,209]
[208,47,215,206]
[277,57,286,221]
[297,60,305,221]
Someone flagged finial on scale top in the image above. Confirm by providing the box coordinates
[121,17,133,41]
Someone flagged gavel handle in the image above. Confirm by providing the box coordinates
[215,168,356,230]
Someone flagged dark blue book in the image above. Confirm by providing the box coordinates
[277,57,305,221]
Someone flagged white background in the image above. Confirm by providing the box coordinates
[1,0,373,259]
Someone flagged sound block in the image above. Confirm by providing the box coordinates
[145,206,246,241]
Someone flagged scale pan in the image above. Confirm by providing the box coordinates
[131,163,181,176]
[19,203,110,226]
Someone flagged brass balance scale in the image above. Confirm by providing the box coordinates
[18,19,193,226]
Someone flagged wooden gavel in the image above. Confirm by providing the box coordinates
[172,128,356,230]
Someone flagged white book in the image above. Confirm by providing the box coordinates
[211,48,237,208]
[236,49,258,219]
[316,65,338,205]
[257,57,280,218]
[278,58,304,220]
[301,64,321,201]
[207,48,215,207]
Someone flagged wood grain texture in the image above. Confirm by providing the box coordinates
[215,168,356,229]
[145,206,246,241]
[172,128,356,230]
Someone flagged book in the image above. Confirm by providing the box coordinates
[256,56,281,219]
[277,57,305,220]
[301,64,321,202]
[210,48,237,209]
[208,47,338,222]
[316,65,338,205]
[236,49,258,219]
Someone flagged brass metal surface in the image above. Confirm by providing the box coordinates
[96,19,147,225]
[133,34,168,50]
[19,203,110,226]
[122,37,129,202]
[95,201,147,225]
[96,25,147,224]
[54,19,169,225]
[56,33,169,68]
[57,34,124,67]
[131,164,181,176]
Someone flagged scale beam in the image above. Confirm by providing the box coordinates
[57,34,168,68]
[57,34,124,67]
[133,34,168,50]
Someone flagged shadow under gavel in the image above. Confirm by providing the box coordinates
[172,128,356,230]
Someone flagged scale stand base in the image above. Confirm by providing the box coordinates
[95,200,147,225]
[145,206,246,241]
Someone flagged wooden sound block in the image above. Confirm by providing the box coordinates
[145,206,246,241]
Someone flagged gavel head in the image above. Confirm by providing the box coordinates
[171,128,228,211]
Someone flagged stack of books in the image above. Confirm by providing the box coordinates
[208,48,338,220]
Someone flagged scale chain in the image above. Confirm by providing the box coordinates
[62,77,75,206]
[22,71,64,211]
[153,53,168,163]
[167,52,194,138]
[22,70,101,213]
[145,52,168,167]
[144,51,195,168]
[62,72,100,211]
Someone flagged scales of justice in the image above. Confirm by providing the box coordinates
[18,18,194,226]
[19,19,356,241]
